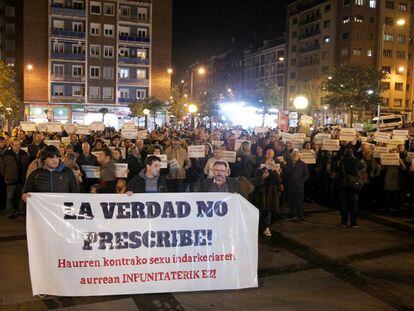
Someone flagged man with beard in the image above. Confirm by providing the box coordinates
[126,155,167,193]
[198,161,243,195]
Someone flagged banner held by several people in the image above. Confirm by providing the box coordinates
[27,193,259,296]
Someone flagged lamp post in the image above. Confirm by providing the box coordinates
[188,104,198,130]
[190,66,206,99]
[293,96,309,129]
[143,108,150,129]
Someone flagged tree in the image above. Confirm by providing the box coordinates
[253,81,283,126]
[168,81,189,123]
[199,91,219,128]
[324,64,385,126]
[130,97,166,128]
[0,61,23,128]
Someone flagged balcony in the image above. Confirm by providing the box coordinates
[51,53,85,61]
[51,29,85,38]
[299,44,321,53]
[51,5,86,17]
[118,57,150,65]
[51,95,85,103]
[118,77,149,85]
[51,74,86,82]
[119,14,150,24]
[299,14,321,26]
[118,98,135,103]
[119,35,150,43]
[299,29,321,39]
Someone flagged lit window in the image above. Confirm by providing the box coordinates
[119,68,129,78]
[369,0,376,7]
[353,48,362,56]
[355,0,364,5]
[384,34,394,42]
[354,15,364,23]
[343,16,350,24]
[324,36,331,43]
[367,50,373,57]
[398,3,407,11]
[72,86,84,97]
[136,69,147,79]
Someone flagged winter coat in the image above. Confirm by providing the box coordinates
[0,149,30,185]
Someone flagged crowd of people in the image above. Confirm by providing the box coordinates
[0,122,413,237]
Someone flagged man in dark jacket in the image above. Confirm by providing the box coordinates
[127,145,144,180]
[76,141,99,193]
[198,161,245,197]
[22,145,79,202]
[0,138,30,217]
[27,132,46,162]
[127,155,167,193]
[284,150,309,222]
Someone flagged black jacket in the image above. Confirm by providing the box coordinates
[28,142,46,162]
[23,163,79,193]
[127,154,144,180]
[198,177,244,196]
[126,173,168,193]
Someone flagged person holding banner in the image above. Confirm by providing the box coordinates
[198,161,243,196]
[22,145,79,202]
[126,155,167,193]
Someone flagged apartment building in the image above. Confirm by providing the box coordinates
[23,0,172,125]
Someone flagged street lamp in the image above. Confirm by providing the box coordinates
[27,64,33,71]
[143,108,150,129]
[293,96,309,110]
[398,66,405,73]
[167,68,173,74]
[190,66,206,99]
[396,18,406,26]
[188,104,198,129]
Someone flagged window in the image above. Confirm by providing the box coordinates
[369,0,376,8]
[355,0,364,5]
[6,57,15,67]
[136,69,147,79]
[72,65,82,77]
[53,20,65,30]
[72,44,83,54]
[53,42,64,53]
[136,90,146,99]
[90,1,101,14]
[355,31,364,39]
[343,16,350,24]
[367,50,373,57]
[383,49,393,57]
[119,47,130,57]
[119,26,130,37]
[5,40,15,52]
[382,66,391,74]
[103,67,114,80]
[5,23,15,35]
[104,24,114,37]
[397,35,406,43]
[5,6,15,17]
[53,64,64,77]
[104,2,115,15]
[395,82,404,90]
[367,33,374,40]
[103,46,114,58]
[137,28,147,38]
[290,72,296,79]
[103,87,113,100]
[354,15,364,23]
[384,34,393,42]
[343,0,351,6]
[119,68,129,78]
[90,45,100,57]
[90,66,100,78]
[73,22,83,32]
[398,3,407,11]
[385,17,394,25]
[137,49,147,59]
[90,23,100,36]
[396,51,405,59]
[89,87,100,100]
[325,4,331,12]
[322,51,329,59]
[119,89,129,98]
[138,7,148,21]
[342,32,349,39]
[394,99,402,107]
[381,82,390,90]
[323,20,330,28]
[72,86,83,97]
[52,0,64,7]
[120,5,130,17]
[53,85,65,96]
[385,1,394,9]
[73,0,83,10]
[353,48,362,55]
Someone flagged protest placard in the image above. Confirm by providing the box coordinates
[292,133,306,139]
[393,129,408,137]
[300,115,313,124]
[47,123,63,133]
[36,123,48,133]
[301,151,316,164]
[222,151,237,163]
[188,145,205,158]
[387,139,405,146]
[137,130,148,140]
[61,137,71,145]
[354,124,364,132]
[314,133,331,144]
[373,132,390,144]
[339,128,356,142]
[121,129,138,140]
[91,151,103,158]
[20,122,37,132]
[122,122,136,129]
[381,153,400,166]
[169,159,181,170]
[322,139,340,151]
[21,147,28,154]
[289,138,304,150]
[281,132,293,142]
[44,140,61,147]
[211,140,224,147]
[115,163,128,178]
[81,165,100,178]
[373,146,389,158]
[63,124,77,134]
[253,127,269,134]
[76,125,90,135]
[89,122,105,132]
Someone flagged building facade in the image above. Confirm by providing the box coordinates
[286,0,414,119]
[23,0,172,125]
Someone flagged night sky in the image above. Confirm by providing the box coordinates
[172,0,290,73]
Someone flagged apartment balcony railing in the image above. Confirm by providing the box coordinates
[51,52,85,61]
[299,14,321,26]
[51,74,86,82]
[118,98,136,103]
[119,14,150,23]
[299,29,321,39]
[118,57,150,65]
[299,44,321,53]
[119,35,150,43]
[51,5,86,17]
[118,77,149,85]
[51,29,86,38]
[50,95,85,103]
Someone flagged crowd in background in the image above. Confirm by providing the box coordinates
[0,122,414,237]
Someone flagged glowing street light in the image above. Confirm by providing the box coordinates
[293,96,309,110]
[198,67,206,75]
[227,88,232,93]
[278,57,285,62]
[27,64,33,71]
[167,68,173,74]
[188,104,198,129]
[398,66,405,73]
[367,89,374,95]
[143,108,150,129]
[396,18,406,26]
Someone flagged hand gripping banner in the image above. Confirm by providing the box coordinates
[27,193,259,296]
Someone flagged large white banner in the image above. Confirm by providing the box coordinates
[27,193,259,296]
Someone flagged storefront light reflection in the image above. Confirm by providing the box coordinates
[220,102,278,128]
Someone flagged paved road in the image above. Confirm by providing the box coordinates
[1,204,413,311]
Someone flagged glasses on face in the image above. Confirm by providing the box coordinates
[214,169,226,173]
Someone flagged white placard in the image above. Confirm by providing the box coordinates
[63,124,77,134]
[301,151,316,164]
[121,129,138,140]
[26,193,258,296]
[354,124,364,132]
[115,163,128,178]
[235,140,251,151]
[281,132,293,142]
[47,123,63,133]
[314,134,332,144]
[103,139,111,146]
[289,138,304,150]
[340,128,356,135]
[387,139,404,146]
[81,165,100,178]
[222,151,237,163]
[300,115,313,124]
[212,140,224,147]
[373,147,389,158]
[339,134,356,142]
[381,153,400,166]
[169,159,181,170]
[393,130,408,137]
[292,133,306,139]
[188,145,205,158]
[91,151,103,158]
[360,137,368,142]
[61,137,71,144]
[20,122,37,132]
[90,122,105,132]
[21,147,28,154]
[137,130,148,140]
[374,132,390,144]
[392,136,407,142]
[148,154,168,169]
[322,139,340,151]
[122,122,136,129]
[36,123,48,133]
[44,140,61,147]
[76,125,90,135]
[253,127,269,134]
